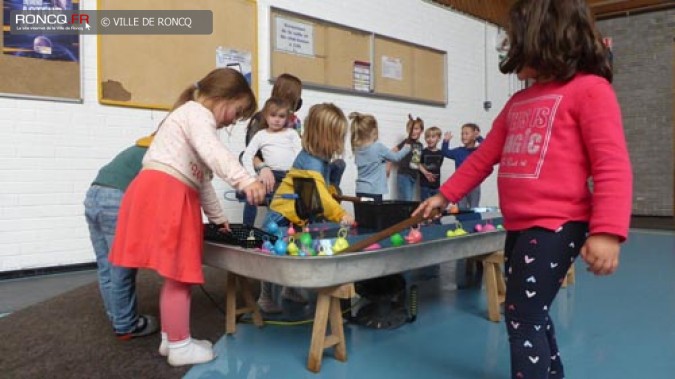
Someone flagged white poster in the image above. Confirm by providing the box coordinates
[353,61,371,92]
[275,16,314,56]
[216,47,252,84]
[381,55,403,81]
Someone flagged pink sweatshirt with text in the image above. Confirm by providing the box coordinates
[440,74,632,241]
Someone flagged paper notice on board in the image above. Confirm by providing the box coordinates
[381,55,403,81]
[216,47,252,85]
[353,61,371,92]
[275,16,314,56]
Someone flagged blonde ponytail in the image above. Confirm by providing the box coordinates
[350,112,378,150]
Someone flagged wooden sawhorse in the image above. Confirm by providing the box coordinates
[307,283,355,372]
[225,272,263,334]
[224,272,354,372]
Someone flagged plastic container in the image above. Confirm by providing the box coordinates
[353,200,420,231]
[203,223,278,249]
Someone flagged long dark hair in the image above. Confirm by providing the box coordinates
[271,73,302,111]
[499,0,612,83]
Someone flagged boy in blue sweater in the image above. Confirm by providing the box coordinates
[441,123,484,288]
[441,123,483,209]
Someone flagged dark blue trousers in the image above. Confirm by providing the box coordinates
[242,170,287,226]
[504,222,588,379]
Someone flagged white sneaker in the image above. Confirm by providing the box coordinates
[159,334,212,357]
[159,333,168,356]
[167,338,215,366]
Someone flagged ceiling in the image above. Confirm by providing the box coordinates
[431,0,675,27]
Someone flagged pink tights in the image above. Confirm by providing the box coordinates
[160,278,191,342]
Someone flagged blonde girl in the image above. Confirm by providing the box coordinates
[257,103,355,311]
[350,112,410,202]
[266,102,355,227]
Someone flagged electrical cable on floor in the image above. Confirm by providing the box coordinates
[199,284,227,315]
[199,284,358,326]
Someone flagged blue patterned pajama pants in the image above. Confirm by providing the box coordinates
[503,221,588,379]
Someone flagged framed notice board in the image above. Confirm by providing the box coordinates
[375,35,447,104]
[98,0,257,110]
[270,8,447,105]
[270,8,371,93]
[0,0,82,101]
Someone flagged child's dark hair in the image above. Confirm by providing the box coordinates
[462,123,480,133]
[271,73,303,112]
[259,97,291,129]
[172,68,257,119]
[499,0,612,83]
[349,112,378,150]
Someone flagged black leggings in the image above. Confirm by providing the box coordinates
[504,222,588,379]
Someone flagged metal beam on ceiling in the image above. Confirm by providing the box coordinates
[430,0,675,27]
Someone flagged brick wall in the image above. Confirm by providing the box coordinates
[0,0,512,271]
[598,10,675,216]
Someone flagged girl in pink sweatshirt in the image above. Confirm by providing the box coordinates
[414,1,632,378]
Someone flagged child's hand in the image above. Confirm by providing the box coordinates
[257,167,276,193]
[580,234,620,275]
[340,214,355,227]
[242,181,266,205]
[218,221,231,233]
[443,132,453,142]
[424,171,437,182]
[412,194,448,219]
[474,132,483,145]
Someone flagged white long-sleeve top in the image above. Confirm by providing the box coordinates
[143,100,256,224]
[241,128,302,175]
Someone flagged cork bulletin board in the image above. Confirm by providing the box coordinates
[412,44,447,103]
[98,0,257,110]
[270,8,371,92]
[0,0,82,101]
[270,7,446,105]
[373,36,413,99]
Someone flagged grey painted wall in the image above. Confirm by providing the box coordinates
[598,10,674,216]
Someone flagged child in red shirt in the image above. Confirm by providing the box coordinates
[414,1,632,378]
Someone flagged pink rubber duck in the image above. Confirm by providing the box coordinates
[405,225,423,244]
